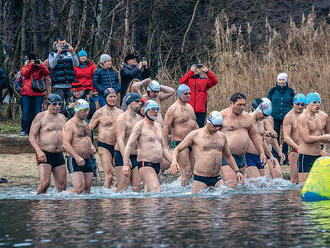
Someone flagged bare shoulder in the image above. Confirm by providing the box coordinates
[166,102,177,114]
[220,107,230,116]
[93,108,104,118]
[64,118,75,130]
[116,107,124,115]
[34,111,46,122]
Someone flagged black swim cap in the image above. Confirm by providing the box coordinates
[252,98,263,111]
[48,93,62,104]
[125,93,141,106]
[104,88,116,98]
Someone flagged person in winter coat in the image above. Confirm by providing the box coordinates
[73,50,96,95]
[179,63,218,127]
[0,67,9,132]
[120,53,150,105]
[92,54,120,107]
[20,53,50,136]
[267,72,295,164]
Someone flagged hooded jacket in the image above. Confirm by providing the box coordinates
[267,82,295,120]
[74,61,96,91]
[179,70,218,113]
[21,63,50,96]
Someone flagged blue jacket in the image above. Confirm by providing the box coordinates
[92,66,120,95]
[267,82,295,120]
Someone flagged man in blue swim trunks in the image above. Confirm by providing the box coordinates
[297,92,330,183]
[163,84,198,186]
[170,111,244,193]
[89,88,123,188]
[63,99,97,194]
[123,100,172,192]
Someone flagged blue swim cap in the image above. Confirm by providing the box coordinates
[207,111,223,126]
[78,50,88,58]
[147,80,161,92]
[256,98,272,116]
[177,84,190,98]
[125,92,141,106]
[305,92,321,105]
[293,93,306,105]
[144,100,159,113]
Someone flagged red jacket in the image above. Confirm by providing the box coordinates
[179,70,218,113]
[21,63,50,96]
[74,61,96,91]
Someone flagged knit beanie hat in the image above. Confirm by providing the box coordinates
[100,54,111,63]
[78,50,88,58]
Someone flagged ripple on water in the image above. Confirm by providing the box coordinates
[0,177,300,200]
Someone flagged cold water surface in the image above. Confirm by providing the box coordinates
[0,178,329,247]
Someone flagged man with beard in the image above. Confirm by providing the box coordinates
[115,93,144,192]
[163,84,198,186]
[170,111,244,193]
[297,92,330,183]
[283,93,306,183]
[29,94,67,194]
[89,88,123,187]
[220,93,266,185]
[63,99,96,193]
[122,100,172,192]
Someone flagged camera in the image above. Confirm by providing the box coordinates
[35,59,40,65]
[62,44,69,51]
[142,57,146,61]
[196,64,202,69]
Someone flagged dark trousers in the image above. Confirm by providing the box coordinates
[273,118,288,162]
[21,95,43,134]
[195,112,207,128]
[53,87,72,102]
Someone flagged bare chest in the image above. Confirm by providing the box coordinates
[42,119,65,132]
[140,126,162,144]
[308,118,323,134]
[74,124,91,138]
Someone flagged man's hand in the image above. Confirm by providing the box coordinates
[236,171,244,185]
[91,146,97,154]
[260,153,267,164]
[57,46,63,55]
[279,153,285,164]
[170,161,180,174]
[68,102,75,109]
[37,151,46,163]
[75,156,85,166]
[68,45,75,54]
[201,64,208,73]
[122,165,130,176]
[190,64,197,72]
[142,60,148,67]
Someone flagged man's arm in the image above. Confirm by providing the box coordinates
[283,115,298,150]
[131,78,151,96]
[115,114,127,157]
[71,53,79,67]
[48,52,60,69]
[248,121,266,162]
[298,116,330,143]
[170,131,195,174]
[29,114,46,162]
[88,110,101,130]
[163,107,175,147]
[161,133,172,164]
[62,124,85,166]
[203,67,218,90]
[159,85,175,101]
[179,70,194,85]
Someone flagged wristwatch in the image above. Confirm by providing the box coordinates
[235,170,242,174]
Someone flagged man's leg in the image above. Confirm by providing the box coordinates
[131,167,143,192]
[269,158,282,178]
[192,180,208,194]
[220,165,238,188]
[52,165,67,192]
[98,147,114,188]
[139,167,160,192]
[37,164,52,194]
[246,166,261,178]
[177,148,192,187]
[115,166,131,192]
[70,172,86,194]
[83,173,94,193]
[289,152,299,183]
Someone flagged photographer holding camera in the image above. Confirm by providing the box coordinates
[120,53,150,105]
[180,63,218,127]
[48,37,79,102]
[20,53,50,136]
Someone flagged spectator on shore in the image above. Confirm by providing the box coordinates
[73,50,96,96]
[92,54,120,107]
[0,67,9,132]
[120,53,150,105]
[48,37,79,102]
[20,53,50,136]
[267,72,295,164]
[180,63,218,127]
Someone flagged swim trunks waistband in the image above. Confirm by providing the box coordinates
[288,146,298,153]
[97,141,114,157]
[137,161,161,174]
[114,150,138,169]
[222,154,246,169]
[36,151,65,168]
[298,154,321,173]
[193,174,221,187]
[66,156,93,174]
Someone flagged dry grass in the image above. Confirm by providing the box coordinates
[159,10,330,115]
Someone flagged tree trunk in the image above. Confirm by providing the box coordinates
[122,0,130,57]
[20,0,28,59]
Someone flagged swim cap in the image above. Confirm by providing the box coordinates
[293,93,306,105]
[144,100,159,113]
[78,50,87,58]
[252,98,263,111]
[207,111,223,126]
[277,72,288,82]
[48,93,62,104]
[256,98,272,116]
[177,84,190,98]
[104,88,116,98]
[74,99,89,112]
[125,92,141,106]
[147,80,160,92]
[305,92,321,105]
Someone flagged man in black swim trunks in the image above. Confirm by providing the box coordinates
[163,84,198,186]
[63,99,97,193]
[29,94,67,194]
[89,88,123,188]
[123,100,172,192]
[170,111,244,193]
[115,93,143,192]
[297,92,330,183]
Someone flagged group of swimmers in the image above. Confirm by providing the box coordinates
[28,78,329,194]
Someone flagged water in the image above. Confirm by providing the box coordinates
[1,177,330,247]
